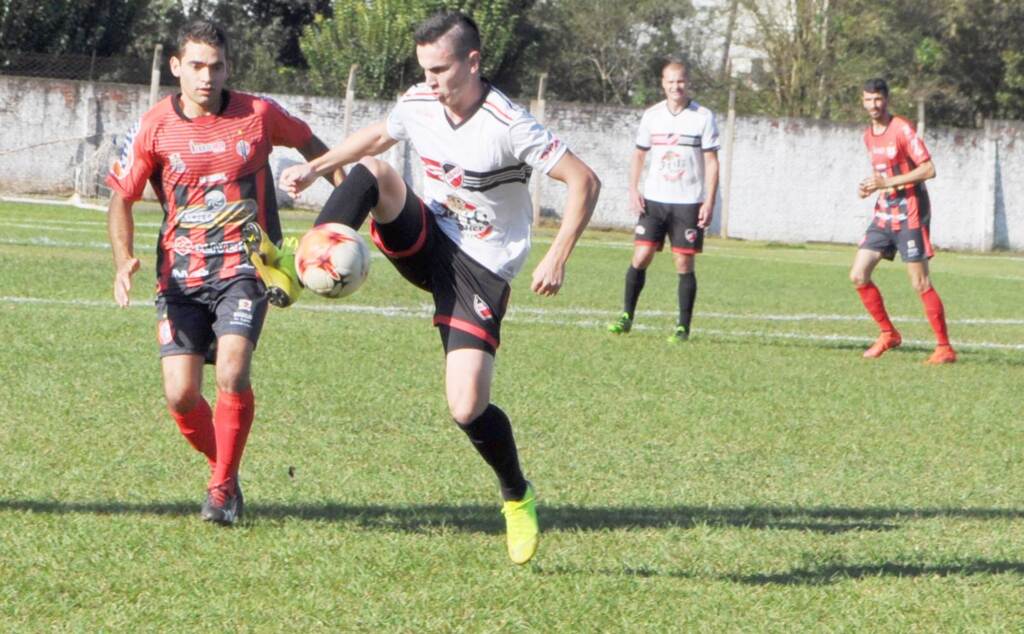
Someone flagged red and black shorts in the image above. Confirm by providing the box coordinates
[155,277,268,363]
[369,188,510,356]
[634,200,703,254]
[859,210,933,263]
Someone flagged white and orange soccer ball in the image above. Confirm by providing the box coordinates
[294,223,370,298]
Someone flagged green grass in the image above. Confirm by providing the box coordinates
[2,199,1024,631]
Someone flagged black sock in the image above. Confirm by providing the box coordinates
[458,404,527,501]
[623,266,646,317]
[678,272,697,331]
[314,163,379,230]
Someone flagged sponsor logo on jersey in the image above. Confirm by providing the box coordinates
[886,145,897,159]
[204,189,227,211]
[169,152,186,174]
[179,210,217,224]
[473,294,494,321]
[198,172,228,186]
[172,267,210,279]
[189,139,226,154]
[442,163,464,188]
[685,228,698,243]
[173,235,194,256]
[157,319,174,345]
[538,136,562,162]
[236,139,251,161]
[112,120,141,180]
[443,195,494,236]
[660,150,685,181]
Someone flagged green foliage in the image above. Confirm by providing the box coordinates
[0,0,148,55]
[3,201,1024,629]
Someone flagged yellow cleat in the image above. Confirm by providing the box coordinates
[242,222,302,307]
[501,484,539,565]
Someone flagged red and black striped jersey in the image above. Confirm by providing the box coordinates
[106,91,312,296]
[863,115,931,230]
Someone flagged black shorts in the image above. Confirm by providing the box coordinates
[369,188,510,355]
[859,213,934,263]
[155,277,268,363]
[634,200,703,254]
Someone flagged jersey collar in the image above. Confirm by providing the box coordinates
[443,80,492,131]
[172,89,232,122]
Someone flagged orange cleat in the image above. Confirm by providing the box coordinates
[863,330,902,359]
[925,344,957,365]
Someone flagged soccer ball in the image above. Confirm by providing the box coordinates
[294,223,371,298]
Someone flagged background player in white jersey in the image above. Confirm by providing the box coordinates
[274,11,600,564]
[607,60,719,342]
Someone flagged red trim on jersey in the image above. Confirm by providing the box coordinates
[481,101,514,124]
[369,200,429,258]
[433,315,500,350]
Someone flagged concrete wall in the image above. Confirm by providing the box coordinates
[1,75,1021,251]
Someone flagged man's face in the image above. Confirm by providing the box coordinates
[662,67,688,105]
[170,40,228,112]
[862,91,888,121]
[416,35,479,108]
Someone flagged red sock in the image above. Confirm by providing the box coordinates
[919,287,950,346]
[856,283,895,332]
[168,398,216,468]
[210,387,255,489]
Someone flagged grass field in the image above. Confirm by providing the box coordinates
[2,198,1024,631]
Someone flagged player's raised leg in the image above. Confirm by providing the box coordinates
[851,248,901,358]
[446,349,537,564]
[316,157,408,230]
[907,261,956,364]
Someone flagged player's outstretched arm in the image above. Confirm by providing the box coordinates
[107,191,140,308]
[531,151,601,296]
[298,135,346,187]
[280,121,398,197]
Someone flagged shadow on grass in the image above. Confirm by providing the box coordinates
[726,559,1024,585]
[2,499,1022,535]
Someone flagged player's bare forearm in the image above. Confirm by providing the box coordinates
[544,152,601,265]
[307,121,397,177]
[628,148,647,214]
[298,135,345,186]
[703,149,720,205]
[107,192,135,267]
[886,159,935,188]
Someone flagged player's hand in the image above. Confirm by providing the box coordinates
[859,174,885,196]
[280,163,319,198]
[114,257,140,308]
[698,200,714,228]
[628,189,646,216]
[530,255,565,297]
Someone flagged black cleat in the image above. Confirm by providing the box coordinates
[200,480,244,526]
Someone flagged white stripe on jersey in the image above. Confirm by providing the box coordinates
[387,83,568,281]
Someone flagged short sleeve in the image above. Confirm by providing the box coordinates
[635,111,652,150]
[702,111,721,151]
[261,97,313,148]
[510,114,568,175]
[105,119,158,202]
[385,100,410,142]
[899,121,931,165]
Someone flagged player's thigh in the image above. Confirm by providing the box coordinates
[161,353,205,412]
[631,243,657,269]
[358,156,408,224]
[370,189,437,291]
[432,242,509,356]
[210,279,267,390]
[904,260,932,293]
[633,200,669,262]
[666,202,703,258]
[214,335,255,392]
[850,248,884,284]
[445,348,495,424]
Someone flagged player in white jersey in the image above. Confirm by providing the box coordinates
[607,60,720,342]
[276,11,600,565]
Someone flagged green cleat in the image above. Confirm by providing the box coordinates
[242,222,303,308]
[501,484,539,565]
[607,313,633,334]
[666,325,689,344]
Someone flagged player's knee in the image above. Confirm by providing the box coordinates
[449,398,487,426]
[214,369,250,394]
[850,270,869,286]
[165,386,201,415]
[912,277,932,294]
[357,156,390,181]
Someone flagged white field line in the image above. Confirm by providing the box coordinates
[0,195,106,211]
[3,295,1023,351]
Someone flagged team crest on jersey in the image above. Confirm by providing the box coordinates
[886,145,897,159]
[442,163,464,188]
[473,294,494,321]
[237,299,252,312]
[236,139,251,161]
[112,120,141,180]
[685,228,698,243]
[169,152,186,174]
[660,151,685,181]
[204,190,226,212]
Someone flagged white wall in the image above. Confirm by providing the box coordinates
[1,76,1021,251]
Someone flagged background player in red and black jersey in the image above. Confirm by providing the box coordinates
[850,78,956,364]
[106,21,340,524]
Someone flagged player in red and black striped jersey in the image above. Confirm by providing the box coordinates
[106,21,340,524]
[850,78,956,364]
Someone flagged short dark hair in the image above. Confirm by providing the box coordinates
[176,20,229,57]
[413,11,481,59]
[863,78,889,97]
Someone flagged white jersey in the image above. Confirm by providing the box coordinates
[386,83,568,280]
[635,99,720,204]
